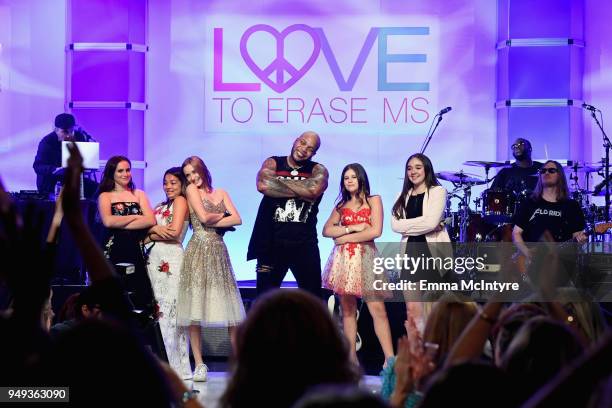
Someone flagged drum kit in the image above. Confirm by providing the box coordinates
[436,160,612,243]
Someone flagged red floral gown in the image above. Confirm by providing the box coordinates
[322,207,382,298]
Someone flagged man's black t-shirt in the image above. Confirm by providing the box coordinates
[513,197,585,242]
[491,162,542,193]
[247,156,322,261]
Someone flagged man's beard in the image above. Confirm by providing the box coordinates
[291,149,310,165]
[513,151,529,161]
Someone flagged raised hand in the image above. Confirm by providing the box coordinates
[62,142,84,217]
[393,336,415,395]
[393,318,437,405]
[0,177,22,239]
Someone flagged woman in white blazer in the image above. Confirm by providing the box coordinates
[391,153,450,334]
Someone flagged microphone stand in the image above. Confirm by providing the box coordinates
[590,110,611,221]
[420,113,443,154]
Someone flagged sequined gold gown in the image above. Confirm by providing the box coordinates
[177,199,245,327]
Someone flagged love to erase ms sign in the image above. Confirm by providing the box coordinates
[204,16,439,131]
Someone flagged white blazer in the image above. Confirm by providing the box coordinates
[391,185,451,243]
[391,185,452,276]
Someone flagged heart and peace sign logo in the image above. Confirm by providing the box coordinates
[239,24,321,93]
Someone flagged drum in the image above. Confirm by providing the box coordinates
[571,190,586,206]
[481,189,514,224]
[448,212,512,242]
[467,214,512,242]
[592,205,610,223]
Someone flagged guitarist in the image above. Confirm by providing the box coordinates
[512,160,587,267]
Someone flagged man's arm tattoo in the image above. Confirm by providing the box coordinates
[257,167,297,198]
[282,164,329,200]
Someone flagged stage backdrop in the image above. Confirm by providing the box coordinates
[0,0,66,191]
[146,0,497,281]
[0,3,8,156]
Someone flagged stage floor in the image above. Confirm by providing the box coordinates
[189,371,383,407]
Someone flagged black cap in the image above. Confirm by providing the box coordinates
[54,113,76,130]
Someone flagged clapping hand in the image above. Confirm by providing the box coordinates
[393,336,416,396]
[390,318,436,407]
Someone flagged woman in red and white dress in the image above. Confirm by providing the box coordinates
[145,167,191,379]
[322,163,393,367]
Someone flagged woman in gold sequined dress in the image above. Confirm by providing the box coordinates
[177,156,245,382]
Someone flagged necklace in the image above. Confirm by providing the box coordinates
[288,163,303,176]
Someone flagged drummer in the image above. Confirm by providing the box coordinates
[491,138,542,194]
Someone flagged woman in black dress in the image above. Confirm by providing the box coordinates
[97,156,157,318]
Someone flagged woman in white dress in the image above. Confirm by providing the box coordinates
[145,167,191,379]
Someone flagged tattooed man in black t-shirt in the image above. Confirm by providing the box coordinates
[248,131,329,297]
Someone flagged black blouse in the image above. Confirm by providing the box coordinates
[405,193,427,243]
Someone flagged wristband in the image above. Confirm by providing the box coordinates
[345,226,350,234]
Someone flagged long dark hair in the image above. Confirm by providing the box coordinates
[531,160,569,201]
[220,290,358,408]
[97,156,135,194]
[335,163,371,211]
[181,156,212,192]
[392,153,440,218]
[161,167,187,206]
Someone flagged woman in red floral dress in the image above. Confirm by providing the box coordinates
[322,163,393,367]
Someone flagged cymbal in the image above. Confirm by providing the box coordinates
[464,160,511,168]
[591,189,612,197]
[563,163,603,173]
[436,171,486,185]
[587,159,612,166]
